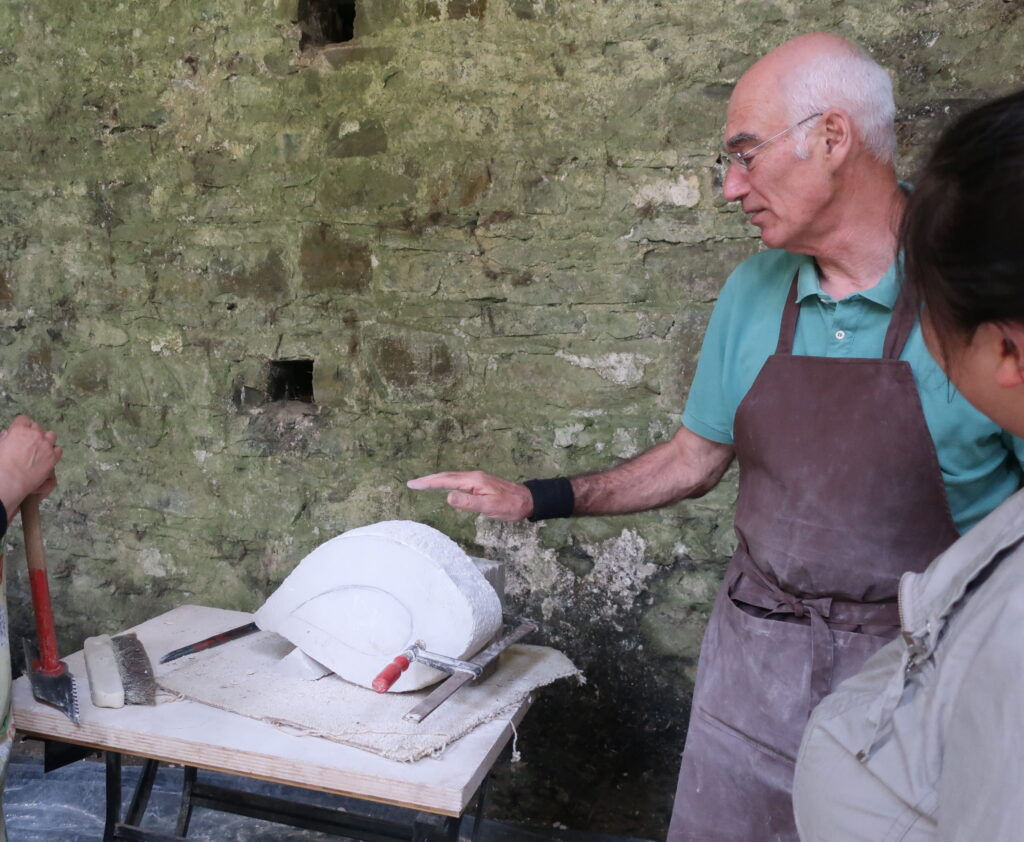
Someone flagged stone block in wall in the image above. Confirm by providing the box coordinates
[458,303,587,339]
[0,269,13,309]
[367,332,465,401]
[642,240,759,304]
[321,44,397,66]
[325,119,389,158]
[352,0,417,37]
[275,0,301,21]
[214,250,290,302]
[191,149,251,190]
[448,0,487,20]
[509,0,557,20]
[318,162,417,209]
[299,225,372,294]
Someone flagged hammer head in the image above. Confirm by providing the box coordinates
[23,638,79,724]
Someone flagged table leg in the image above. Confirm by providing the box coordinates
[412,811,459,842]
[175,765,197,837]
[104,752,122,842]
[467,776,489,842]
[125,758,161,826]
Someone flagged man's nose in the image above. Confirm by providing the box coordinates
[722,161,749,203]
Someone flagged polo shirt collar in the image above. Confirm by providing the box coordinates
[793,255,902,309]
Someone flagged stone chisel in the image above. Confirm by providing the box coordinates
[159,621,259,664]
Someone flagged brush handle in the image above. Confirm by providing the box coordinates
[21,496,63,675]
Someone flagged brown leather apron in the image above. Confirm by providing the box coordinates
[667,275,960,842]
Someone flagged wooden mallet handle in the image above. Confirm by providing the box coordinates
[21,496,62,675]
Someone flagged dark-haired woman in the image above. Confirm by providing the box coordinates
[793,87,1024,841]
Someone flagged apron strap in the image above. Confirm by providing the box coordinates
[774,273,801,355]
[882,279,920,360]
[728,545,900,716]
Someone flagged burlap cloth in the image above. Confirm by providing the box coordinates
[159,628,579,762]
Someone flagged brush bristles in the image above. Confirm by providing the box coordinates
[111,633,157,705]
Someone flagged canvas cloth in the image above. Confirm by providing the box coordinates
[159,626,578,762]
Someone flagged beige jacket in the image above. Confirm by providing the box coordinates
[793,489,1024,842]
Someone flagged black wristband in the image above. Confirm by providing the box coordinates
[0,500,6,538]
[524,477,575,522]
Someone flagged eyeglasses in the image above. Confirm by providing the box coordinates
[721,112,823,171]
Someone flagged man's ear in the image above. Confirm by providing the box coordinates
[821,109,852,167]
[995,324,1024,388]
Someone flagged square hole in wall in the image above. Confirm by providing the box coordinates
[298,0,356,49]
[268,359,315,403]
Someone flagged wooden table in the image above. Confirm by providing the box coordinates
[12,605,529,841]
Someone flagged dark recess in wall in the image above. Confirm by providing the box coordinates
[298,0,357,49]
[268,359,315,403]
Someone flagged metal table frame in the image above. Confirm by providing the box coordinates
[41,739,488,842]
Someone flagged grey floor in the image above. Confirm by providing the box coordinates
[3,741,651,842]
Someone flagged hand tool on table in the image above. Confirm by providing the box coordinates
[159,621,259,664]
[83,632,157,708]
[373,616,540,724]
[20,496,79,724]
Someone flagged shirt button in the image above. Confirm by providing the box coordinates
[835,330,846,340]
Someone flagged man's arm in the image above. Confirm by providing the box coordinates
[571,426,734,514]
[407,426,734,522]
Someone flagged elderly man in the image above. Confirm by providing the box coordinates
[409,33,1024,841]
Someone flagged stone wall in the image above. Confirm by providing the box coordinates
[0,0,1020,834]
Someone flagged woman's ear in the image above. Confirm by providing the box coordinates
[995,324,1024,388]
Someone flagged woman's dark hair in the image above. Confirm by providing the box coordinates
[901,88,1024,354]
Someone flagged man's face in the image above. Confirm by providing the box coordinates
[721,79,829,252]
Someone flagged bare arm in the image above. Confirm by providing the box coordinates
[407,426,734,521]
[571,425,734,515]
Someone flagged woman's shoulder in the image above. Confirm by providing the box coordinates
[953,540,1024,643]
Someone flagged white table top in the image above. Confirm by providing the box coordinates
[12,605,528,815]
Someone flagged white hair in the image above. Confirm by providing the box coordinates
[781,44,897,164]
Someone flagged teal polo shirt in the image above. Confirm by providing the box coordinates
[682,249,1024,534]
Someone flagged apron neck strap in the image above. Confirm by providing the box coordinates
[775,272,801,354]
[775,270,918,360]
[882,280,918,360]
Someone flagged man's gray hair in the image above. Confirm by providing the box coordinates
[781,44,897,164]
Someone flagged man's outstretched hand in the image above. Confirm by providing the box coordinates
[407,471,533,522]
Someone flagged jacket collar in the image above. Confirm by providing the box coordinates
[858,490,1024,761]
[899,488,1024,655]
